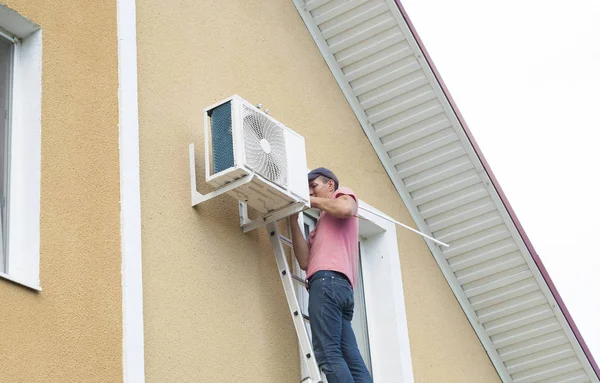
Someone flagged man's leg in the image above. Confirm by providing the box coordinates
[341,318,373,383]
[339,280,372,383]
[309,274,354,383]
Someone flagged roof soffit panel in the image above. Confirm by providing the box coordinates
[293,0,600,382]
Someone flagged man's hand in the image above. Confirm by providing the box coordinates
[289,211,309,270]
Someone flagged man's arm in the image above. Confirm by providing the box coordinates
[310,195,357,219]
[290,212,309,270]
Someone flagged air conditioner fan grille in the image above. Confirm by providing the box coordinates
[242,105,288,188]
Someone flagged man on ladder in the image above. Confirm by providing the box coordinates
[290,167,373,383]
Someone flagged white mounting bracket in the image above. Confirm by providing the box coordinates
[239,201,306,233]
[189,143,255,207]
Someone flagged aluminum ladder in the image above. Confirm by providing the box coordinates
[266,220,323,383]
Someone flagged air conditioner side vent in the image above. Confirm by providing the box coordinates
[209,101,234,174]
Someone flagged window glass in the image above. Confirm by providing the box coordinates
[0,37,12,272]
[352,244,372,372]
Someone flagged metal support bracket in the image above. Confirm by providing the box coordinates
[240,201,306,233]
[189,143,255,207]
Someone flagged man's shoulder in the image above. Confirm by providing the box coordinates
[335,186,356,197]
[334,187,358,206]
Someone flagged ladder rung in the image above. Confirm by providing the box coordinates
[292,310,310,322]
[292,274,306,285]
[278,234,293,247]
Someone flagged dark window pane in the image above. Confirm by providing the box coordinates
[352,244,372,372]
[0,37,12,271]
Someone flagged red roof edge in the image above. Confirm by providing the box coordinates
[393,0,599,378]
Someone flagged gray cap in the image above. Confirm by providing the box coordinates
[308,167,339,187]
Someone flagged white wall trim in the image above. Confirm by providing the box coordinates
[117,0,145,381]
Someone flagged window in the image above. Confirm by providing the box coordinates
[354,202,414,382]
[0,32,13,272]
[352,245,372,372]
[0,5,42,290]
[296,202,414,382]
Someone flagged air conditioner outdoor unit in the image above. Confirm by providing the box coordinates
[194,95,310,216]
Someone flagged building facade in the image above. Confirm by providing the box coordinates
[0,1,596,382]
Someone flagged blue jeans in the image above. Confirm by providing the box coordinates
[308,271,373,383]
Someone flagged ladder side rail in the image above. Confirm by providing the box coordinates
[266,221,322,383]
[289,216,312,381]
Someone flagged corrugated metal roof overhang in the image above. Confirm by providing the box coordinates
[293,0,600,382]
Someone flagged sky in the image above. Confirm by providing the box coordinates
[401,0,600,362]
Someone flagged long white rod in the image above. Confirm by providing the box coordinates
[359,205,449,248]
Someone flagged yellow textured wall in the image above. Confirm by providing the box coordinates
[137,1,499,382]
[0,1,122,382]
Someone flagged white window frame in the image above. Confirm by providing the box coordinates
[357,200,414,382]
[0,4,42,291]
[296,200,414,382]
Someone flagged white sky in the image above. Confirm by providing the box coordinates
[401,0,600,362]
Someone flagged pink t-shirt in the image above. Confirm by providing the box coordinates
[306,187,359,288]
